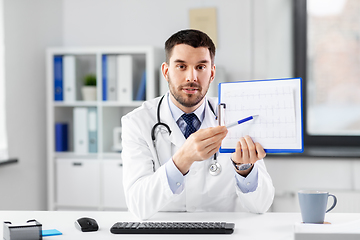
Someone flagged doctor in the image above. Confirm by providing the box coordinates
[122,29,275,220]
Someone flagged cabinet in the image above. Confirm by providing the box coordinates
[56,159,101,208]
[46,47,164,210]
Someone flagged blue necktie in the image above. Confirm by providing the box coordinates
[182,113,199,139]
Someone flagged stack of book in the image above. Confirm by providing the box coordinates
[102,54,146,102]
[54,108,98,154]
[53,55,78,102]
[73,107,98,154]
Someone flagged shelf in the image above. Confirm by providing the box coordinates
[102,153,122,159]
[101,101,143,107]
[54,152,121,159]
[55,152,99,159]
[47,46,163,211]
[48,46,160,55]
[53,101,98,107]
[53,101,143,107]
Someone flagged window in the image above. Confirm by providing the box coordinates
[294,0,360,147]
[0,0,8,161]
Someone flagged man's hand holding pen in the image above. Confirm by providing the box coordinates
[173,126,228,175]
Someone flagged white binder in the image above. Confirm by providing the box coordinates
[63,55,76,102]
[107,55,117,101]
[73,107,88,154]
[88,107,97,153]
[117,55,133,102]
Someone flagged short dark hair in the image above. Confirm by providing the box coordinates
[165,29,216,65]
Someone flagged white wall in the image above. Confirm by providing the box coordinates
[0,0,62,210]
[253,0,293,79]
[3,0,358,212]
[56,0,360,213]
[62,0,255,81]
[62,0,294,81]
[267,158,360,213]
[0,0,295,211]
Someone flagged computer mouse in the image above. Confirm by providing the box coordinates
[75,217,99,232]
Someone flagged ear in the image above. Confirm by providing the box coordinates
[210,64,216,84]
[161,62,169,82]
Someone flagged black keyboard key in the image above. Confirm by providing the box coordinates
[110,221,235,234]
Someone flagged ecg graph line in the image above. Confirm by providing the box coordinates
[222,87,297,140]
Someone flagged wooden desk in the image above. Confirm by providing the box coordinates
[1,211,360,239]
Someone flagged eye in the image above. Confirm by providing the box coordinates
[197,65,206,70]
[177,64,186,70]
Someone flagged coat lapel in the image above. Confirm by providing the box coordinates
[200,97,218,129]
[160,93,186,148]
[159,95,218,148]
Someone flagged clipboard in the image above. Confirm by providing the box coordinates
[218,78,303,153]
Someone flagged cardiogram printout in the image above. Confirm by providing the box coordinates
[218,78,303,153]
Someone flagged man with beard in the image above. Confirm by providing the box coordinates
[121,29,274,220]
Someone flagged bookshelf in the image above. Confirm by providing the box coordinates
[46,47,164,210]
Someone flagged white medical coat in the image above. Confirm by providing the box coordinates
[121,94,275,220]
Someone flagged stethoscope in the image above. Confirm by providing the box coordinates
[151,95,222,176]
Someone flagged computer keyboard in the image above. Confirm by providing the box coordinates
[110,221,235,234]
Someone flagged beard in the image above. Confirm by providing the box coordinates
[168,75,211,108]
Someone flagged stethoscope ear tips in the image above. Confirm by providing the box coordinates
[209,162,221,176]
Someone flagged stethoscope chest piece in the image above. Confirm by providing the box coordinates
[209,161,221,176]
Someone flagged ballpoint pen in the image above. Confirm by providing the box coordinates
[225,115,258,129]
[226,115,259,171]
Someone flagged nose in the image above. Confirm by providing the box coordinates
[186,68,197,82]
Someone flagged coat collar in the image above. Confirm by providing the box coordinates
[159,92,185,147]
[201,97,218,130]
[159,92,218,148]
